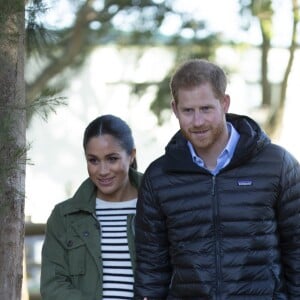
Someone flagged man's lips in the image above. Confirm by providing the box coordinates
[191,129,209,135]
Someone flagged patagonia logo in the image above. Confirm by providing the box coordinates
[237,179,253,186]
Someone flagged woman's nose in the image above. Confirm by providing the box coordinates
[98,162,109,175]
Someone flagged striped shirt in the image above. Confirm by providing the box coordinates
[95,198,137,300]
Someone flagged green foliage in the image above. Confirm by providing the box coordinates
[239,0,273,30]
[25,0,60,56]
[25,0,224,125]
[24,0,299,133]
[134,38,222,124]
[27,91,67,121]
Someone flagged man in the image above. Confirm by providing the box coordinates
[134,59,300,299]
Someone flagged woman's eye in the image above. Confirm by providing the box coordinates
[108,156,118,162]
[88,158,98,164]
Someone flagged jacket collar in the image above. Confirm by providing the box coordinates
[164,113,270,173]
[164,131,202,173]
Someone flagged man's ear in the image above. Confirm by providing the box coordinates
[222,94,230,113]
[171,100,178,118]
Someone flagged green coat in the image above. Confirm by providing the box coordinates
[40,168,143,300]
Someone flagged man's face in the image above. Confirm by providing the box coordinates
[172,82,230,158]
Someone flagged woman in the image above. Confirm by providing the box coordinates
[40,114,143,300]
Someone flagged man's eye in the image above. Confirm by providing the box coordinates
[202,107,211,112]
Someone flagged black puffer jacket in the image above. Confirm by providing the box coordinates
[134,114,300,300]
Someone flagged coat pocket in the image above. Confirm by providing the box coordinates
[65,237,86,276]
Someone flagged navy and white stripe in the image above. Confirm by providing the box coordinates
[96,198,136,300]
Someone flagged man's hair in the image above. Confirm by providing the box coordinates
[170,59,227,103]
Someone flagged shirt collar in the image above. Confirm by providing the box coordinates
[187,122,240,174]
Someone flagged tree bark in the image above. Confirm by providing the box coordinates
[0,1,26,299]
[265,0,299,138]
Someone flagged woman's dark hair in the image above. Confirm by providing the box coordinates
[83,114,137,169]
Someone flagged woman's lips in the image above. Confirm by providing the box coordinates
[98,177,114,186]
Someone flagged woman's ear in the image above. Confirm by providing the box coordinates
[130,148,136,164]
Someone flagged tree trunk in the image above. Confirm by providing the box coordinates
[265,0,299,138]
[0,1,26,300]
[261,33,271,107]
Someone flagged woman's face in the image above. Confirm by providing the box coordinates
[85,134,135,201]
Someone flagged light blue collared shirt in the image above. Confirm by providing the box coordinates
[187,122,240,175]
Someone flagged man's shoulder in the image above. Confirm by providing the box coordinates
[263,142,294,159]
[144,154,167,175]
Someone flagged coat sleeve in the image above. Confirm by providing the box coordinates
[40,207,95,300]
[134,171,172,299]
[278,151,300,299]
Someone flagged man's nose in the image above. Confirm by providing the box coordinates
[193,111,204,126]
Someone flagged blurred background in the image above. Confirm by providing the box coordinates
[24,0,300,298]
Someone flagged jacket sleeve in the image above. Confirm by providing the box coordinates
[134,171,172,299]
[40,207,95,300]
[278,151,300,299]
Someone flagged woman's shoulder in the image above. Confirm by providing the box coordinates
[48,178,95,218]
